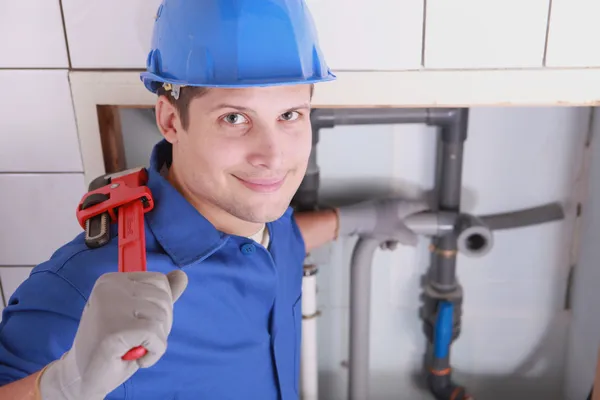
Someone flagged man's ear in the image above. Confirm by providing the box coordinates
[155,96,183,143]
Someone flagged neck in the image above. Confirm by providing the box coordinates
[167,166,263,237]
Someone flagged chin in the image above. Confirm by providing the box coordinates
[236,197,292,224]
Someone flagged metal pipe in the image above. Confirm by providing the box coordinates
[310,108,464,131]
[348,237,380,400]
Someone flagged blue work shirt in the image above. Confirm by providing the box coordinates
[0,140,306,399]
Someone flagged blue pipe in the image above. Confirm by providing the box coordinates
[427,300,472,400]
[434,301,454,359]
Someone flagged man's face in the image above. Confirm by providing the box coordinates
[162,85,313,225]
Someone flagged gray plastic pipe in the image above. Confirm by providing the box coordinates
[348,237,380,400]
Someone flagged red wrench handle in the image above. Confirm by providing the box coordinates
[118,200,149,361]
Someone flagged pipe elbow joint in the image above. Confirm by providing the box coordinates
[427,372,473,400]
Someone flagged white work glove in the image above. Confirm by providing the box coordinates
[37,270,188,400]
[337,198,430,249]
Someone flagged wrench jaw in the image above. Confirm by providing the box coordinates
[76,168,154,251]
[81,192,111,249]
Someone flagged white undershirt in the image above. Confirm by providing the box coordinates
[249,224,270,248]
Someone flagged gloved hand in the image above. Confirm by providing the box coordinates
[37,270,188,400]
[337,198,430,249]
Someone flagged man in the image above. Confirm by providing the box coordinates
[0,1,428,399]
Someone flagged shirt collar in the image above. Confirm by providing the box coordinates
[144,139,226,267]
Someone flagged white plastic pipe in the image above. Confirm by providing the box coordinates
[301,264,319,400]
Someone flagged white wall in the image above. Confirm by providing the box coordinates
[563,107,600,400]
[115,106,588,400]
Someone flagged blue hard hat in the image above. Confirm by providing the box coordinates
[140,0,336,94]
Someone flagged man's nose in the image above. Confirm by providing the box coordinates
[247,126,284,170]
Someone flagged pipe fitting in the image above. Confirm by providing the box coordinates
[404,212,493,258]
[455,214,493,258]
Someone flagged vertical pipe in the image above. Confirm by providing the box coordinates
[430,109,468,291]
[301,264,319,400]
[432,301,453,372]
[295,123,321,212]
[426,108,471,400]
[429,235,459,292]
[439,141,464,210]
[296,116,322,399]
[348,238,380,400]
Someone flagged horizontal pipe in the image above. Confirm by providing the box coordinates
[406,202,565,235]
[404,211,457,236]
[310,108,462,130]
[480,202,564,230]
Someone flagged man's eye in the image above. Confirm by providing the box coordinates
[280,111,300,121]
[223,113,248,125]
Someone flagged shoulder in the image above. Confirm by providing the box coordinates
[31,230,120,301]
[268,206,306,258]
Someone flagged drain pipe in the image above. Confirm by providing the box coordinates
[311,108,565,400]
[311,108,474,400]
[292,114,324,400]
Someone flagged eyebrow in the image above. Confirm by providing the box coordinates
[210,103,311,113]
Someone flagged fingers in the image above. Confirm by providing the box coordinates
[166,270,189,302]
[132,323,168,368]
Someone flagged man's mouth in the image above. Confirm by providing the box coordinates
[233,174,287,193]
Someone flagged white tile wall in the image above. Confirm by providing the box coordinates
[61,0,162,68]
[545,0,600,67]
[0,0,69,68]
[425,0,550,68]
[62,0,424,71]
[306,0,424,70]
[0,174,86,266]
[0,70,82,173]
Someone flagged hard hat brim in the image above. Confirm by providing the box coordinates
[140,71,337,94]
